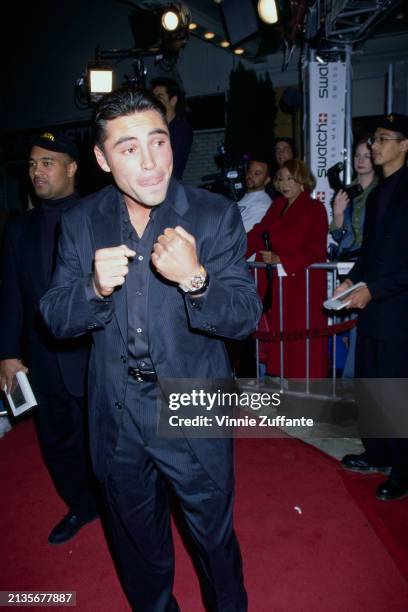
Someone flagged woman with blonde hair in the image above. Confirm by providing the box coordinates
[247,159,328,378]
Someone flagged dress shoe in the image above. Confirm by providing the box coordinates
[341,453,390,474]
[376,478,408,501]
[48,512,98,545]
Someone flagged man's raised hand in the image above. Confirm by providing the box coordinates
[93,245,136,298]
[151,226,201,284]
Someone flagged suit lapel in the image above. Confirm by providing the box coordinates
[91,186,127,346]
[147,180,192,335]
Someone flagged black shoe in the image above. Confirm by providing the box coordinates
[376,478,408,501]
[48,512,98,545]
[341,453,390,474]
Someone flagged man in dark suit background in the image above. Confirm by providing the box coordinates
[335,114,408,501]
[151,76,193,180]
[0,133,98,543]
[40,87,261,611]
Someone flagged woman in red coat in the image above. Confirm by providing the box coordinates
[247,160,328,378]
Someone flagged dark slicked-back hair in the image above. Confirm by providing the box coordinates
[93,86,167,148]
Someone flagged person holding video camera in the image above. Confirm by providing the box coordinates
[330,138,378,261]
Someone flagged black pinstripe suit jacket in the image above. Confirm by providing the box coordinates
[40,179,262,489]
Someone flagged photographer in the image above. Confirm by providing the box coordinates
[330,138,378,260]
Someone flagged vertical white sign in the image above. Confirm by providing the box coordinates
[308,61,347,218]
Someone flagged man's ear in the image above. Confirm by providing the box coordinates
[67,160,78,178]
[400,138,408,154]
[264,176,271,186]
[94,145,111,173]
[170,95,178,110]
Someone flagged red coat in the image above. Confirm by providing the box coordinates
[246,192,329,378]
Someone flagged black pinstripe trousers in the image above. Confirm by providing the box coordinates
[101,378,247,612]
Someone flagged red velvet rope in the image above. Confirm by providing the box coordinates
[253,317,357,342]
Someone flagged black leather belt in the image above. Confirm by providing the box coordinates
[128,367,157,382]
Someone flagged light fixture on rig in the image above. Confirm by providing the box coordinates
[87,63,114,103]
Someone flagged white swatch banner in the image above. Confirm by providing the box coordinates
[308,61,347,217]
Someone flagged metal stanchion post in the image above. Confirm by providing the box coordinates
[279,275,284,391]
[305,267,310,393]
[254,267,259,381]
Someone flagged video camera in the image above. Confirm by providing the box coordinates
[200,145,247,202]
[327,162,363,200]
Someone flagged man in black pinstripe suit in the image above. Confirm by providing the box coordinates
[41,87,262,612]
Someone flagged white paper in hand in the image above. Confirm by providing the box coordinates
[323,282,367,311]
[3,371,37,417]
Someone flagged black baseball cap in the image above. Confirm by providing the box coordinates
[30,131,79,162]
[375,113,408,139]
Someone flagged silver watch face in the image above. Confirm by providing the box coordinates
[190,273,206,289]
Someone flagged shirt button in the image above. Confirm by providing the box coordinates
[138,255,144,261]
[140,361,146,367]
[136,328,142,333]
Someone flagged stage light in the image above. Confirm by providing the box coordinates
[87,65,113,102]
[189,22,197,30]
[234,48,245,55]
[257,0,278,24]
[204,32,215,40]
[160,3,191,56]
[162,10,179,31]
[220,40,230,48]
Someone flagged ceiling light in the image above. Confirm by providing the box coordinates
[257,0,278,25]
[234,48,245,55]
[204,32,215,40]
[220,40,230,48]
[189,22,197,30]
[162,10,179,32]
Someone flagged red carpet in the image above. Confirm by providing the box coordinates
[1,420,408,611]
[340,469,408,581]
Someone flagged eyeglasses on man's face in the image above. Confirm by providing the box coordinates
[367,136,405,146]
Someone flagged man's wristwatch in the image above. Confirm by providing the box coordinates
[179,265,209,295]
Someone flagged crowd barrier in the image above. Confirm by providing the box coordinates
[0,262,355,417]
[248,261,356,400]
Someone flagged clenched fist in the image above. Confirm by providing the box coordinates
[93,245,136,297]
[151,226,201,285]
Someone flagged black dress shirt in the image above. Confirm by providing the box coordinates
[121,197,169,371]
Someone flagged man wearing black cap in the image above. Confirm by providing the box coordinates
[334,114,408,500]
[0,132,98,541]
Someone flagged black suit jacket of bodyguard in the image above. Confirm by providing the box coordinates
[40,179,262,491]
[0,202,89,397]
[349,165,408,341]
